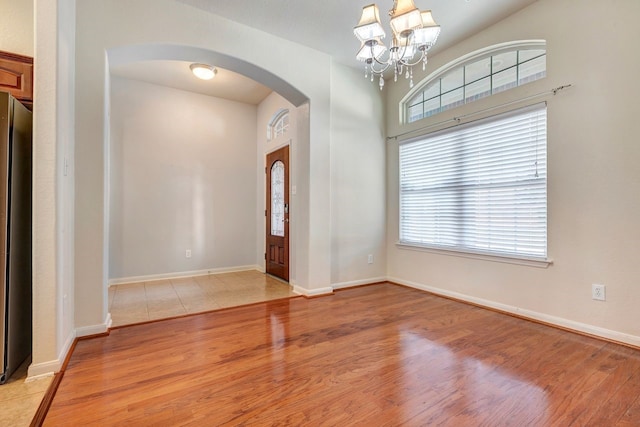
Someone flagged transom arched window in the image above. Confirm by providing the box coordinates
[402,41,547,123]
[267,109,289,141]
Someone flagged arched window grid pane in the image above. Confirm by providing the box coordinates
[267,109,290,141]
[405,46,546,123]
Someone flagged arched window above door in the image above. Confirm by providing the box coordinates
[267,109,289,141]
[402,41,547,124]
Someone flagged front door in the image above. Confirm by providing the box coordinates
[266,146,289,281]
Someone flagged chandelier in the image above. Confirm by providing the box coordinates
[354,0,441,90]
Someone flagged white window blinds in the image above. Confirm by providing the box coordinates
[399,104,547,259]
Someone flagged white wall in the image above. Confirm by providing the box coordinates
[385,0,640,345]
[30,0,77,378]
[55,0,76,367]
[330,62,386,287]
[109,77,258,279]
[0,0,33,56]
[255,67,387,291]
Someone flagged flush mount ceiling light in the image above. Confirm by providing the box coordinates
[354,0,441,90]
[189,63,217,80]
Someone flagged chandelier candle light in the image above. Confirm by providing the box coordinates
[354,0,441,90]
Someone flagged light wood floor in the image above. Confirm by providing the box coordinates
[46,283,640,426]
[0,360,52,427]
[109,270,296,327]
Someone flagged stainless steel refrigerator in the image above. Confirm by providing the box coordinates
[0,92,32,384]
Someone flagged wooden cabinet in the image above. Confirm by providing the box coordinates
[0,51,33,111]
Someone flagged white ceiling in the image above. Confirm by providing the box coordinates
[112,0,539,104]
[176,0,539,67]
[110,60,273,105]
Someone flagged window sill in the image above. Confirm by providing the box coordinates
[395,242,553,268]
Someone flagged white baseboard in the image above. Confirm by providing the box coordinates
[293,285,334,297]
[27,328,77,380]
[332,276,387,290]
[292,276,388,297]
[108,265,262,286]
[27,360,61,379]
[76,313,111,338]
[59,328,76,364]
[389,276,640,348]
[25,371,54,382]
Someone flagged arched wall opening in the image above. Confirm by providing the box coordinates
[104,43,310,310]
[107,44,308,107]
[72,0,345,337]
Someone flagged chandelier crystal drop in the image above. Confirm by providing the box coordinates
[354,0,440,90]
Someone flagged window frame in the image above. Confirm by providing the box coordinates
[400,40,547,124]
[397,103,551,267]
[267,109,290,141]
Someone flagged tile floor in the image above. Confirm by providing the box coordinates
[109,270,297,327]
[0,360,52,427]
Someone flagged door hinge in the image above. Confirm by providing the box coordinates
[264,209,267,217]
[265,167,267,174]
[264,252,267,260]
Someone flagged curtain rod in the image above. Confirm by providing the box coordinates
[387,84,572,141]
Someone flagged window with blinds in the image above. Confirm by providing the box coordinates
[399,104,547,260]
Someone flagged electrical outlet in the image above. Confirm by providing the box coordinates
[367,254,374,264]
[592,284,605,301]
[185,249,192,258]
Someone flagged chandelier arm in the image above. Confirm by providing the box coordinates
[369,59,391,75]
[371,53,390,67]
[395,32,418,66]
[369,46,392,71]
[401,49,426,67]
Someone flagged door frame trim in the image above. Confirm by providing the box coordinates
[264,144,290,281]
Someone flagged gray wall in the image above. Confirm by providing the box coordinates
[109,76,258,280]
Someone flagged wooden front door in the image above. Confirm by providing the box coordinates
[266,146,289,281]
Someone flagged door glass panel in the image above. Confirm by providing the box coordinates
[271,160,285,237]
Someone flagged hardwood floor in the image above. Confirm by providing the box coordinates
[44,283,640,426]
